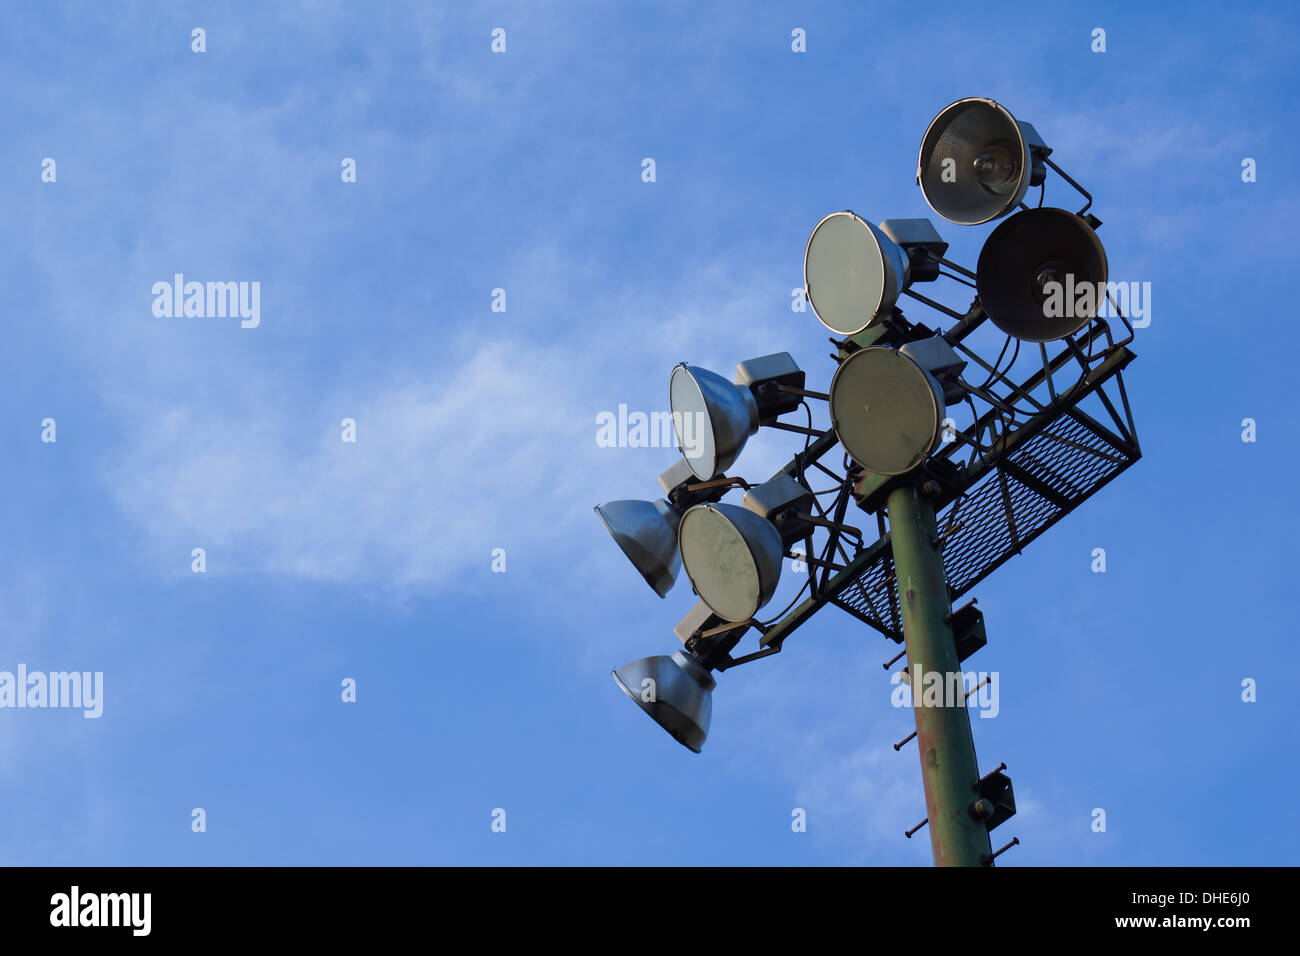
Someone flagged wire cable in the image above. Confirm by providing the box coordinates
[976,334,1014,391]
[758,576,811,627]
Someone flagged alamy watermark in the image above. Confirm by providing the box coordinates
[50,886,150,936]
[152,274,260,328]
[891,668,999,718]
[1042,275,1151,327]
[0,665,103,717]
[596,405,707,456]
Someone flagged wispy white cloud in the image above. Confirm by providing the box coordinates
[93,245,815,600]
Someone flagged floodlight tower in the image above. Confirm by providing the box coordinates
[805,214,992,865]
[597,97,1140,868]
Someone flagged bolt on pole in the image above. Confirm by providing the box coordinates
[886,481,991,867]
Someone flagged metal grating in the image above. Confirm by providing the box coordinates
[830,549,901,641]
[830,554,903,641]
[939,411,1136,598]
[828,378,1139,643]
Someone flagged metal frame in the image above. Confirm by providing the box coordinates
[688,303,1143,660]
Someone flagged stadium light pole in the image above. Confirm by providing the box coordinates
[887,482,990,866]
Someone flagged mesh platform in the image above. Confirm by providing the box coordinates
[828,354,1140,643]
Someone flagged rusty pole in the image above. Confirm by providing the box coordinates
[887,481,991,866]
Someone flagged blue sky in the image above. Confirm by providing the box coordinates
[1,0,1296,865]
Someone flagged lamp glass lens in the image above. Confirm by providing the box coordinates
[830,348,942,476]
[670,366,718,479]
[805,213,885,335]
[678,506,760,622]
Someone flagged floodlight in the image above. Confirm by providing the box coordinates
[670,364,757,481]
[678,502,784,623]
[976,207,1108,342]
[918,97,1050,225]
[829,346,945,476]
[594,498,681,598]
[612,650,714,753]
[593,461,705,597]
[804,212,912,336]
[669,353,804,480]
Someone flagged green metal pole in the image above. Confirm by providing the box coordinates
[886,481,991,867]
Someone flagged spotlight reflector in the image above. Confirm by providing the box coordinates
[829,346,945,476]
[976,207,1108,342]
[917,97,1050,225]
[669,363,766,481]
[804,211,911,336]
[678,502,784,623]
[594,498,681,597]
[612,650,714,753]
